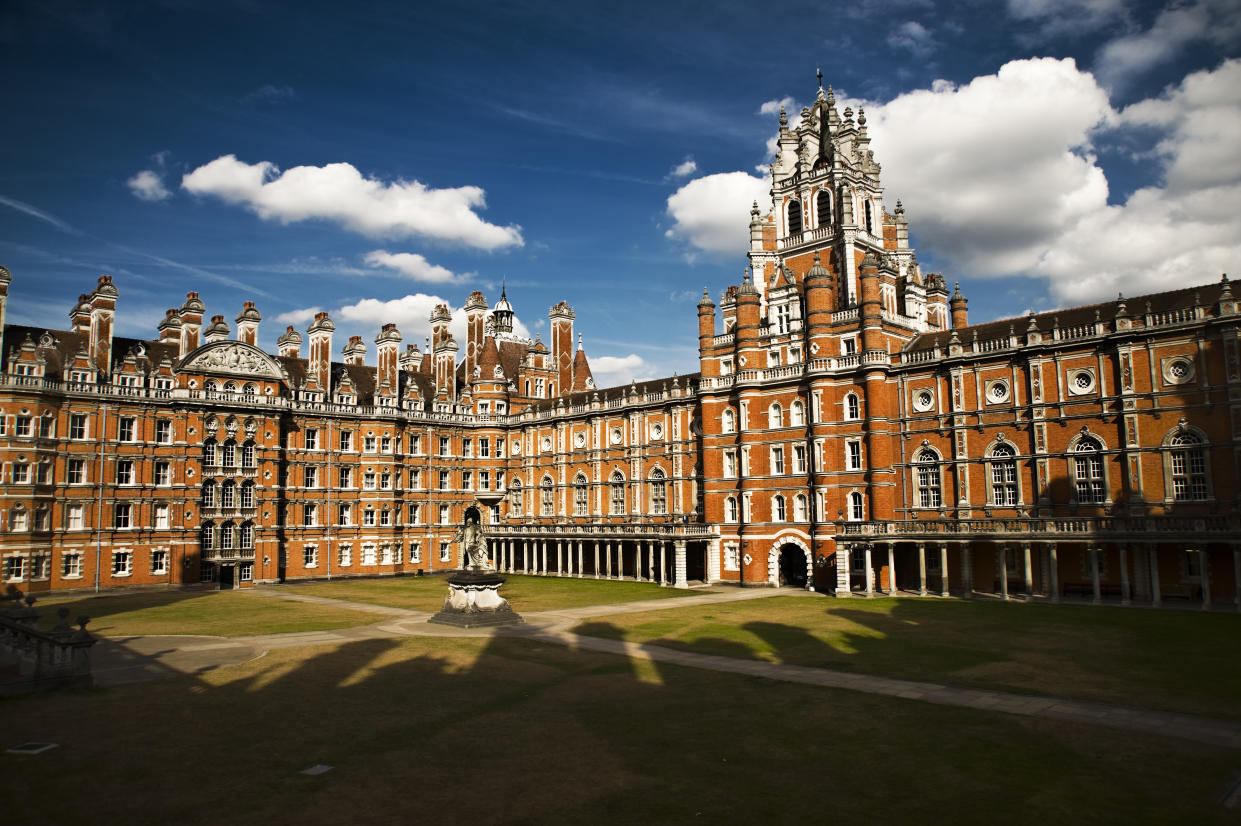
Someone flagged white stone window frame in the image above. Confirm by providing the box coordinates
[1066,368,1096,396]
[1067,430,1110,506]
[912,387,935,413]
[1161,423,1212,503]
[911,445,944,510]
[1160,355,1196,386]
[984,378,1011,405]
[984,438,1022,507]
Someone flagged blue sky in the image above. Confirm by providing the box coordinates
[2,0,1239,387]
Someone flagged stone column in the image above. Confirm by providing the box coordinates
[836,546,851,597]
[1201,549,1212,611]
[962,544,974,599]
[999,544,1010,601]
[864,543,874,597]
[1049,543,1060,603]
[886,543,897,596]
[1022,542,1033,600]
[1119,544,1131,606]
[1090,546,1101,605]
[917,543,927,597]
[939,543,949,597]
[647,541,654,581]
[633,543,640,582]
[658,542,666,585]
[577,540,584,577]
[593,541,600,578]
[557,540,564,576]
[604,541,612,578]
[674,540,688,589]
[523,540,530,574]
[1149,545,1161,607]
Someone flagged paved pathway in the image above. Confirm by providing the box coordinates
[87,586,1241,750]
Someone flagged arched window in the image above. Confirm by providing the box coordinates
[240,481,255,509]
[790,400,805,426]
[200,522,214,550]
[573,474,588,516]
[988,444,1018,506]
[788,199,802,236]
[1167,431,1208,500]
[220,521,234,550]
[222,439,236,468]
[9,505,28,532]
[864,200,873,234]
[203,438,217,466]
[509,479,522,514]
[768,403,782,429]
[242,440,256,468]
[772,495,786,522]
[243,383,256,396]
[848,491,864,521]
[221,480,236,509]
[1073,438,1105,504]
[201,481,216,508]
[722,409,736,434]
[845,393,860,420]
[204,380,218,394]
[239,522,254,549]
[649,469,667,515]
[915,449,942,508]
[610,471,626,515]
[540,477,554,516]
[816,189,831,228]
[725,496,738,523]
[794,493,808,521]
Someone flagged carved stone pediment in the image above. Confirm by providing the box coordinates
[178,341,284,380]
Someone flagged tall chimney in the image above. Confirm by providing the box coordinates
[236,301,261,346]
[179,291,204,357]
[307,311,335,394]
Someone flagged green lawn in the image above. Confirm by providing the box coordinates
[278,573,707,613]
[570,595,1241,721]
[33,590,380,637]
[2,633,1237,825]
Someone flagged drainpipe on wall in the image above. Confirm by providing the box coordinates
[93,405,109,593]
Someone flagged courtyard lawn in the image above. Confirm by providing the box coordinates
[570,595,1241,721]
[277,573,709,613]
[2,633,1238,825]
[33,590,380,637]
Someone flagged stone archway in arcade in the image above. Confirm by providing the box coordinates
[769,536,813,590]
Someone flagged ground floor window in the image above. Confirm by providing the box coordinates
[723,543,739,571]
[112,551,132,577]
[339,544,352,567]
[4,556,25,581]
[439,542,451,562]
[151,550,168,575]
[239,563,253,582]
[303,546,318,568]
[409,542,421,564]
[63,553,82,578]
[200,562,216,583]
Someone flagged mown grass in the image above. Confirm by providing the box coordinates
[33,590,379,637]
[278,573,707,613]
[570,595,1241,720]
[3,631,1239,825]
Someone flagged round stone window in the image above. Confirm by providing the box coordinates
[651,422,664,440]
[986,380,1010,403]
[610,427,623,445]
[541,436,552,452]
[1163,357,1195,385]
[1068,369,1096,395]
[913,389,934,412]
[574,432,586,449]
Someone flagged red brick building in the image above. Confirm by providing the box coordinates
[2,80,1238,607]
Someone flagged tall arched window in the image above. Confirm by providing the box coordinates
[722,409,736,434]
[1168,431,1208,500]
[573,474,588,516]
[816,189,831,228]
[788,199,802,236]
[203,438,217,466]
[200,522,215,549]
[915,449,942,508]
[988,444,1018,506]
[773,495,786,522]
[768,403,782,429]
[1073,438,1105,504]
[220,521,234,550]
[848,491,864,521]
[845,393,860,420]
[221,480,236,509]
[649,469,667,515]
[242,440,256,468]
[222,439,236,468]
[540,477,554,516]
[239,522,254,549]
[725,496,738,523]
[240,481,255,509]
[794,493,808,521]
[610,471,626,515]
[864,200,874,234]
[201,481,216,508]
[790,400,805,426]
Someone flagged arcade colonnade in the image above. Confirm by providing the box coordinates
[832,539,1241,610]
[484,530,715,589]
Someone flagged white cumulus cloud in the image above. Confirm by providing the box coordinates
[886,21,936,56]
[127,169,171,202]
[1094,0,1241,89]
[665,171,771,256]
[669,157,698,178]
[181,155,523,250]
[363,250,462,284]
[589,354,656,389]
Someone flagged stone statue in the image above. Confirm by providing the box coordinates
[455,508,489,570]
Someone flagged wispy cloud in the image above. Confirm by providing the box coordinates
[240,84,298,105]
[490,103,622,142]
[363,250,465,284]
[886,20,937,57]
[0,194,81,235]
[127,169,171,202]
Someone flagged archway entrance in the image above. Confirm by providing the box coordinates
[777,544,809,588]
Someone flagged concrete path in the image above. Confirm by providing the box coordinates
[86,586,1241,750]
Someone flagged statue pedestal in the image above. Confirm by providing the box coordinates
[427,571,524,628]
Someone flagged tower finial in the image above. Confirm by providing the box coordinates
[817,67,823,90]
